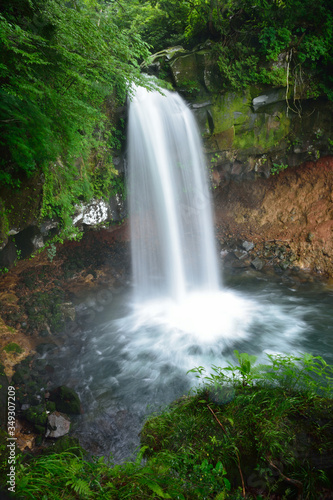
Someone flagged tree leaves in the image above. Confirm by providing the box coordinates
[0,0,150,189]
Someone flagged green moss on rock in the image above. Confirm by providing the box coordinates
[24,404,48,433]
[211,91,251,134]
[50,386,81,415]
[3,342,23,354]
[50,436,83,456]
[170,53,198,87]
[208,90,291,154]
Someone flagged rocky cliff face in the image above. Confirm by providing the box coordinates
[214,156,333,278]
[1,44,332,277]
[148,45,333,175]
[0,159,127,271]
[146,45,333,277]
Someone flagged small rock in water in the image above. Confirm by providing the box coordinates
[45,412,71,438]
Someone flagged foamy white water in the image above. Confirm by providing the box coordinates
[126,84,309,373]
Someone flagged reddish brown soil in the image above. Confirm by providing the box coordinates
[214,156,333,277]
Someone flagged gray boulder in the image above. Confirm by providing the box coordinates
[46,412,71,438]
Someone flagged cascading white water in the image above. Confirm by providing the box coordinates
[128,86,220,302]
[123,83,309,365]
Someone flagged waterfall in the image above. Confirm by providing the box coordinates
[128,86,220,303]
[53,88,312,463]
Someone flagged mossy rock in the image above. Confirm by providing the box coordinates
[3,342,23,354]
[49,386,81,415]
[208,90,291,155]
[19,289,65,335]
[170,52,198,87]
[12,365,30,385]
[23,404,48,433]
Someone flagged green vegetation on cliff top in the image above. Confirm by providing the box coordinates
[118,0,333,95]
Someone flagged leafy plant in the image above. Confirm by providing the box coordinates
[47,243,57,263]
[189,350,333,397]
[179,79,201,95]
[271,162,289,175]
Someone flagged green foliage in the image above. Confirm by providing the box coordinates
[189,350,333,396]
[259,26,292,61]
[47,243,57,263]
[271,162,289,175]
[150,352,333,497]
[16,447,232,499]
[263,352,333,396]
[111,0,190,53]
[2,342,23,354]
[14,352,333,499]
[89,157,120,200]
[0,0,150,234]
[255,66,287,87]
[121,0,333,98]
[17,451,93,499]
[179,79,202,95]
[213,43,260,91]
[40,159,92,231]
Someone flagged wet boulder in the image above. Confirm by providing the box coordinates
[23,404,48,434]
[49,385,81,414]
[45,412,71,438]
[251,257,264,271]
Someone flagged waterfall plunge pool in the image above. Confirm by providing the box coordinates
[39,269,333,462]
